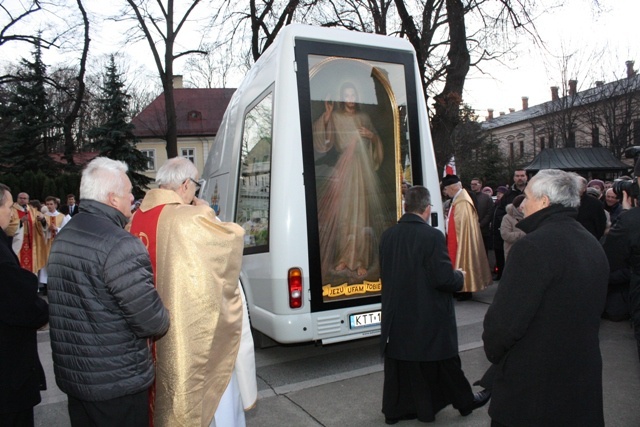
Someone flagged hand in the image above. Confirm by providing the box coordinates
[358,126,374,140]
[191,196,208,207]
[323,95,334,124]
[457,268,467,279]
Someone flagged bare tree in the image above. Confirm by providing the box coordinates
[583,71,640,159]
[122,0,206,158]
[58,0,90,166]
[183,42,236,88]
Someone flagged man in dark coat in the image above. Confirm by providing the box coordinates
[602,172,640,359]
[576,176,607,240]
[483,169,608,427]
[492,170,527,280]
[379,185,489,424]
[0,183,49,426]
[470,177,495,255]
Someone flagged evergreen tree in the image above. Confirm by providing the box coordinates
[88,55,151,197]
[453,105,508,188]
[0,40,58,174]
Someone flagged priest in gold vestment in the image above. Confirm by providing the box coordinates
[442,175,492,300]
[130,157,256,427]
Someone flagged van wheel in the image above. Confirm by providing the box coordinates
[252,328,278,349]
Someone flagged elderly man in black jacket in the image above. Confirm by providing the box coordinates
[48,158,170,426]
[379,186,489,425]
[483,169,608,427]
[0,183,49,426]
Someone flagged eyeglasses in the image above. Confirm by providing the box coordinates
[187,178,202,196]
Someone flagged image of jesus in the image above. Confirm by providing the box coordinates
[313,82,386,279]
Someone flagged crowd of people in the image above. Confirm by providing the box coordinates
[389,166,639,425]
[0,157,256,426]
[2,156,640,426]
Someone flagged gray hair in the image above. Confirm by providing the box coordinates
[527,169,582,208]
[405,185,431,214]
[80,157,130,202]
[0,183,11,205]
[155,157,198,190]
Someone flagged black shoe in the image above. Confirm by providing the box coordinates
[472,389,491,409]
[459,389,491,416]
[384,414,417,424]
[456,292,472,301]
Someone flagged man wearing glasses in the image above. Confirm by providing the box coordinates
[130,157,256,427]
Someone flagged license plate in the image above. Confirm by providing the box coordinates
[349,310,381,329]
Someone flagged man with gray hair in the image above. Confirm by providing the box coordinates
[483,169,608,426]
[130,157,256,426]
[47,157,170,426]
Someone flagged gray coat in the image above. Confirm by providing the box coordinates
[47,200,170,401]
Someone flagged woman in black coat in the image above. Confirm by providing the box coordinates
[0,184,49,426]
[483,170,609,427]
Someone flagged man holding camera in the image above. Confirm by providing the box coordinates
[130,157,256,426]
[602,166,640,361]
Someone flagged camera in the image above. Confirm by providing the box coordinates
[612,178,640,198]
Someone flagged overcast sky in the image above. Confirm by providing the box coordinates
[463,0,639,120]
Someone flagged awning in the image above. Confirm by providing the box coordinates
[525,147,632,173]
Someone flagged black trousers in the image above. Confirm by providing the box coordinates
[1,408,34,427]
[67,389,149,427]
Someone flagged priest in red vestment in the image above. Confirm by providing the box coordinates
[130,157,256,427]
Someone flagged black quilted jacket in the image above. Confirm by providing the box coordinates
[47,199,169,401]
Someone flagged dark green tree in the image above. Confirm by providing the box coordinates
[453,105,508,188]
[0,40,58,174]
[88,56,151,197]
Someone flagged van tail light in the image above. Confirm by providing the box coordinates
[288,268,303,309]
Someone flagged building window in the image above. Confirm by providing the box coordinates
[549,135,554,148]
[634,120,640,146]
[140,149,156,171]
[519,140,524,157]
[181,148,195,163]
[568,131,576,147]
[509,142,514,164]
[592,126,600,147]
[540,137,545,150]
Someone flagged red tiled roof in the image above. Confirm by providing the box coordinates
[131,88,236,138]
[49,151,100,165]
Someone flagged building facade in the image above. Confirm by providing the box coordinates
[482,61,640,173]
[131,78,235,183]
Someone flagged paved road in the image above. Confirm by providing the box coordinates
[34,283,640,426]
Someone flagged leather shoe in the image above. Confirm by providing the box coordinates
[472,389,491,409]
[456,292,472,301]
[384,414,417,424]
[459,389,491,416]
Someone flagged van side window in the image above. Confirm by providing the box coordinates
[236,93,273,250]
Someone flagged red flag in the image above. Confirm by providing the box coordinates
[443,156,456,177]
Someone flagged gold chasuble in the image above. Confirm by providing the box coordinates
[130,189,245,427]
[447,189,492,292]
[41,211,64,265]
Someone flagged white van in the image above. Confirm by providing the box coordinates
[200,24,444,345]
